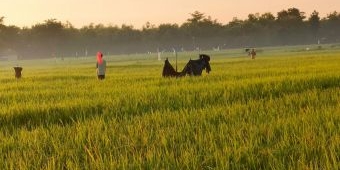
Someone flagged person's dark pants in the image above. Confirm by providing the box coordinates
[98,75,105,80]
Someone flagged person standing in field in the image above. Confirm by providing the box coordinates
[250,48,256,59]
[96,52,106,80]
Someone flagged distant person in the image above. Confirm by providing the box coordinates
[250,48,256,59]
[96,52,106,80]
[13,66,23,79]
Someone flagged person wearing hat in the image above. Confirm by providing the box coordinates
[96,52,106,80]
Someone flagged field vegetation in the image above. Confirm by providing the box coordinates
[1,44,340,169]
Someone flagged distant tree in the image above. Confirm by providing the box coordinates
[181,11,223,49]
[321,11,340,42]
[118,24,140,42]
[247,13,259,23]
[143,21,155,30]
[182,11,222,35]
[0,17,22,53]
[259,13,275,26]
[308,10,320,40]
[288,8,306,21]
[276,8,307,44]
[187,11,205,24]
[277,8,305,25]
[225,17,244,36]
[0,16,5,50]
[244,13,260,33]
[158,23,180,40]
[29,19,65,57]
[181,11,206,38]
[2,9,340,58]
[0,16,4,25]
[141,22,157,45]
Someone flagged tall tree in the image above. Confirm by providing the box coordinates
[259,13,275,26]
[0,16,5,50]
[308,10,320,40]
[181,11,223,49]
[0,16,4,25]
[276,8,307,44]
[321,11,340,42]
[187,11,205,24]
[30,19,65,57]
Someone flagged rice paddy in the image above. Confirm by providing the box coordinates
[1,44,340,169]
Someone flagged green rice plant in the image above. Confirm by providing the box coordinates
[0,46,340,169]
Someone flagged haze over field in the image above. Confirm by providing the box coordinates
[1,0,339,28]
[1,0,339,58]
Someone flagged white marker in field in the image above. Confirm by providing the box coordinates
[157,48,161,61]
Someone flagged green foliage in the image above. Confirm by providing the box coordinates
[1,8,340,58]
[309,11,321,34]
[1,46,340,169]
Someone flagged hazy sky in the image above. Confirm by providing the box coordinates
[1,0,339,28]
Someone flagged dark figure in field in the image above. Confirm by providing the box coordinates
[13,67,23,79]
[249,49,256,59]
[162,59,182,77]
[162,54,211,77]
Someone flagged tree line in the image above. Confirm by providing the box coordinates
[0,8,340,59]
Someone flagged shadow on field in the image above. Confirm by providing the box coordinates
[0,104,107,132]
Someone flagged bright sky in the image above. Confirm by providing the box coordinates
[1,0,339,28]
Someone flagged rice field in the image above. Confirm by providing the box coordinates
[1,44,340,169]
